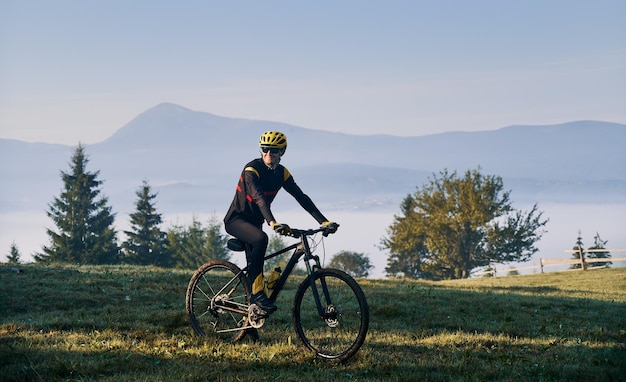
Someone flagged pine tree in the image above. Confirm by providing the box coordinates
[35,144,120,264]
[587,232,611,268]
[569,231,585,270]
[167,216,230,269]
[6,241,21,265]
[122,180,169,267]
[122,180,168,266]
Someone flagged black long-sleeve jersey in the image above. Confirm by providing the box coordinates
[224,158,328,227]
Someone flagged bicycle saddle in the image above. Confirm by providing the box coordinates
[227,238,246,252]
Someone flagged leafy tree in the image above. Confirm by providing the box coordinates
[6,242,21,265]
[382,168,548,280]
[36,144,120,264]
[122,180,169,266]
[587,232,611,268]
[569,231,585,270]
[264,234,289,272]
[383,196,430,278]
[167,216,230,269]
[329,251,373,278]
[262,233,307,276]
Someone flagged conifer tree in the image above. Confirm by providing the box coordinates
[167,216,230,269]
[569,231,585,270]
[122,180,168,266]
[36,144,120,264]
[587,232,611,268]
[6,241,21,265]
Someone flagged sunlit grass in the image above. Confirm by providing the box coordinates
[1,264,624,381]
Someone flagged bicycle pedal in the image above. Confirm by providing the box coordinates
[249,303,270,317]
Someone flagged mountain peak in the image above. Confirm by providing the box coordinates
[101,103,235,147]
[99,103,306,148]
[146,102,192,113]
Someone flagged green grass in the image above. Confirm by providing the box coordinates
[1,264,624,381]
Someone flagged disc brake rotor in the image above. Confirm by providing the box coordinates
[324,305,340,328]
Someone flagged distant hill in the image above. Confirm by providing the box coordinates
[2,103,625,215]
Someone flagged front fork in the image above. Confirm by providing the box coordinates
[301,240,334,318]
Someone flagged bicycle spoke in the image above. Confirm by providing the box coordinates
[187,227,368,359]
[293,269,369,361]
[186,261,251,342]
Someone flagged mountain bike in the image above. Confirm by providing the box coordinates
[185,225,369,361]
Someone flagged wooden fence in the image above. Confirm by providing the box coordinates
[475,248,626,277]
[541,248,626,273]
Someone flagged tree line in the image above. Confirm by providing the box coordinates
[9,144,371,276]
[6,144,565,280]
[28,144,227,269]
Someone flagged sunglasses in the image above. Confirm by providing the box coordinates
[261,147,281,154]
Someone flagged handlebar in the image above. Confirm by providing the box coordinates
[284,224,340,238]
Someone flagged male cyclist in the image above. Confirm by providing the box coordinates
[224,131,338,314]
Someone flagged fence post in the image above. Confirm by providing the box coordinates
[578,245,586,271]
[540,258,544,273]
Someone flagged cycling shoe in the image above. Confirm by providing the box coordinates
[250,292,277,314]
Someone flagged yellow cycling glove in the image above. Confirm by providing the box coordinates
[272,222,292,235]
[321,221,339,234]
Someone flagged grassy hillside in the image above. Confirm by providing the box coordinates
[1,264,624,381]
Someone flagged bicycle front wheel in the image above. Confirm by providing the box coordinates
[185,260,251,342]
[292,268,369,361]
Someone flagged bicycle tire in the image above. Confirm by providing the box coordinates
[292,268,369,361]
[185,260,251,343]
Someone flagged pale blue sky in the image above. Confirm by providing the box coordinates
[1,0,625,144]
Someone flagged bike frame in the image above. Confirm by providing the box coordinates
[215,228,332,320]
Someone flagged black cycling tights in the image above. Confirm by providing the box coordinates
[224,219,268,294]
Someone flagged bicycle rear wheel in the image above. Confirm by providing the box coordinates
[292,268,369,361]
[186,260,251,342]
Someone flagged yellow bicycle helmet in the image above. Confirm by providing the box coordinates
[259,131,287,150]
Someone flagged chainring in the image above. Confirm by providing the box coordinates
[248,304,267,328]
